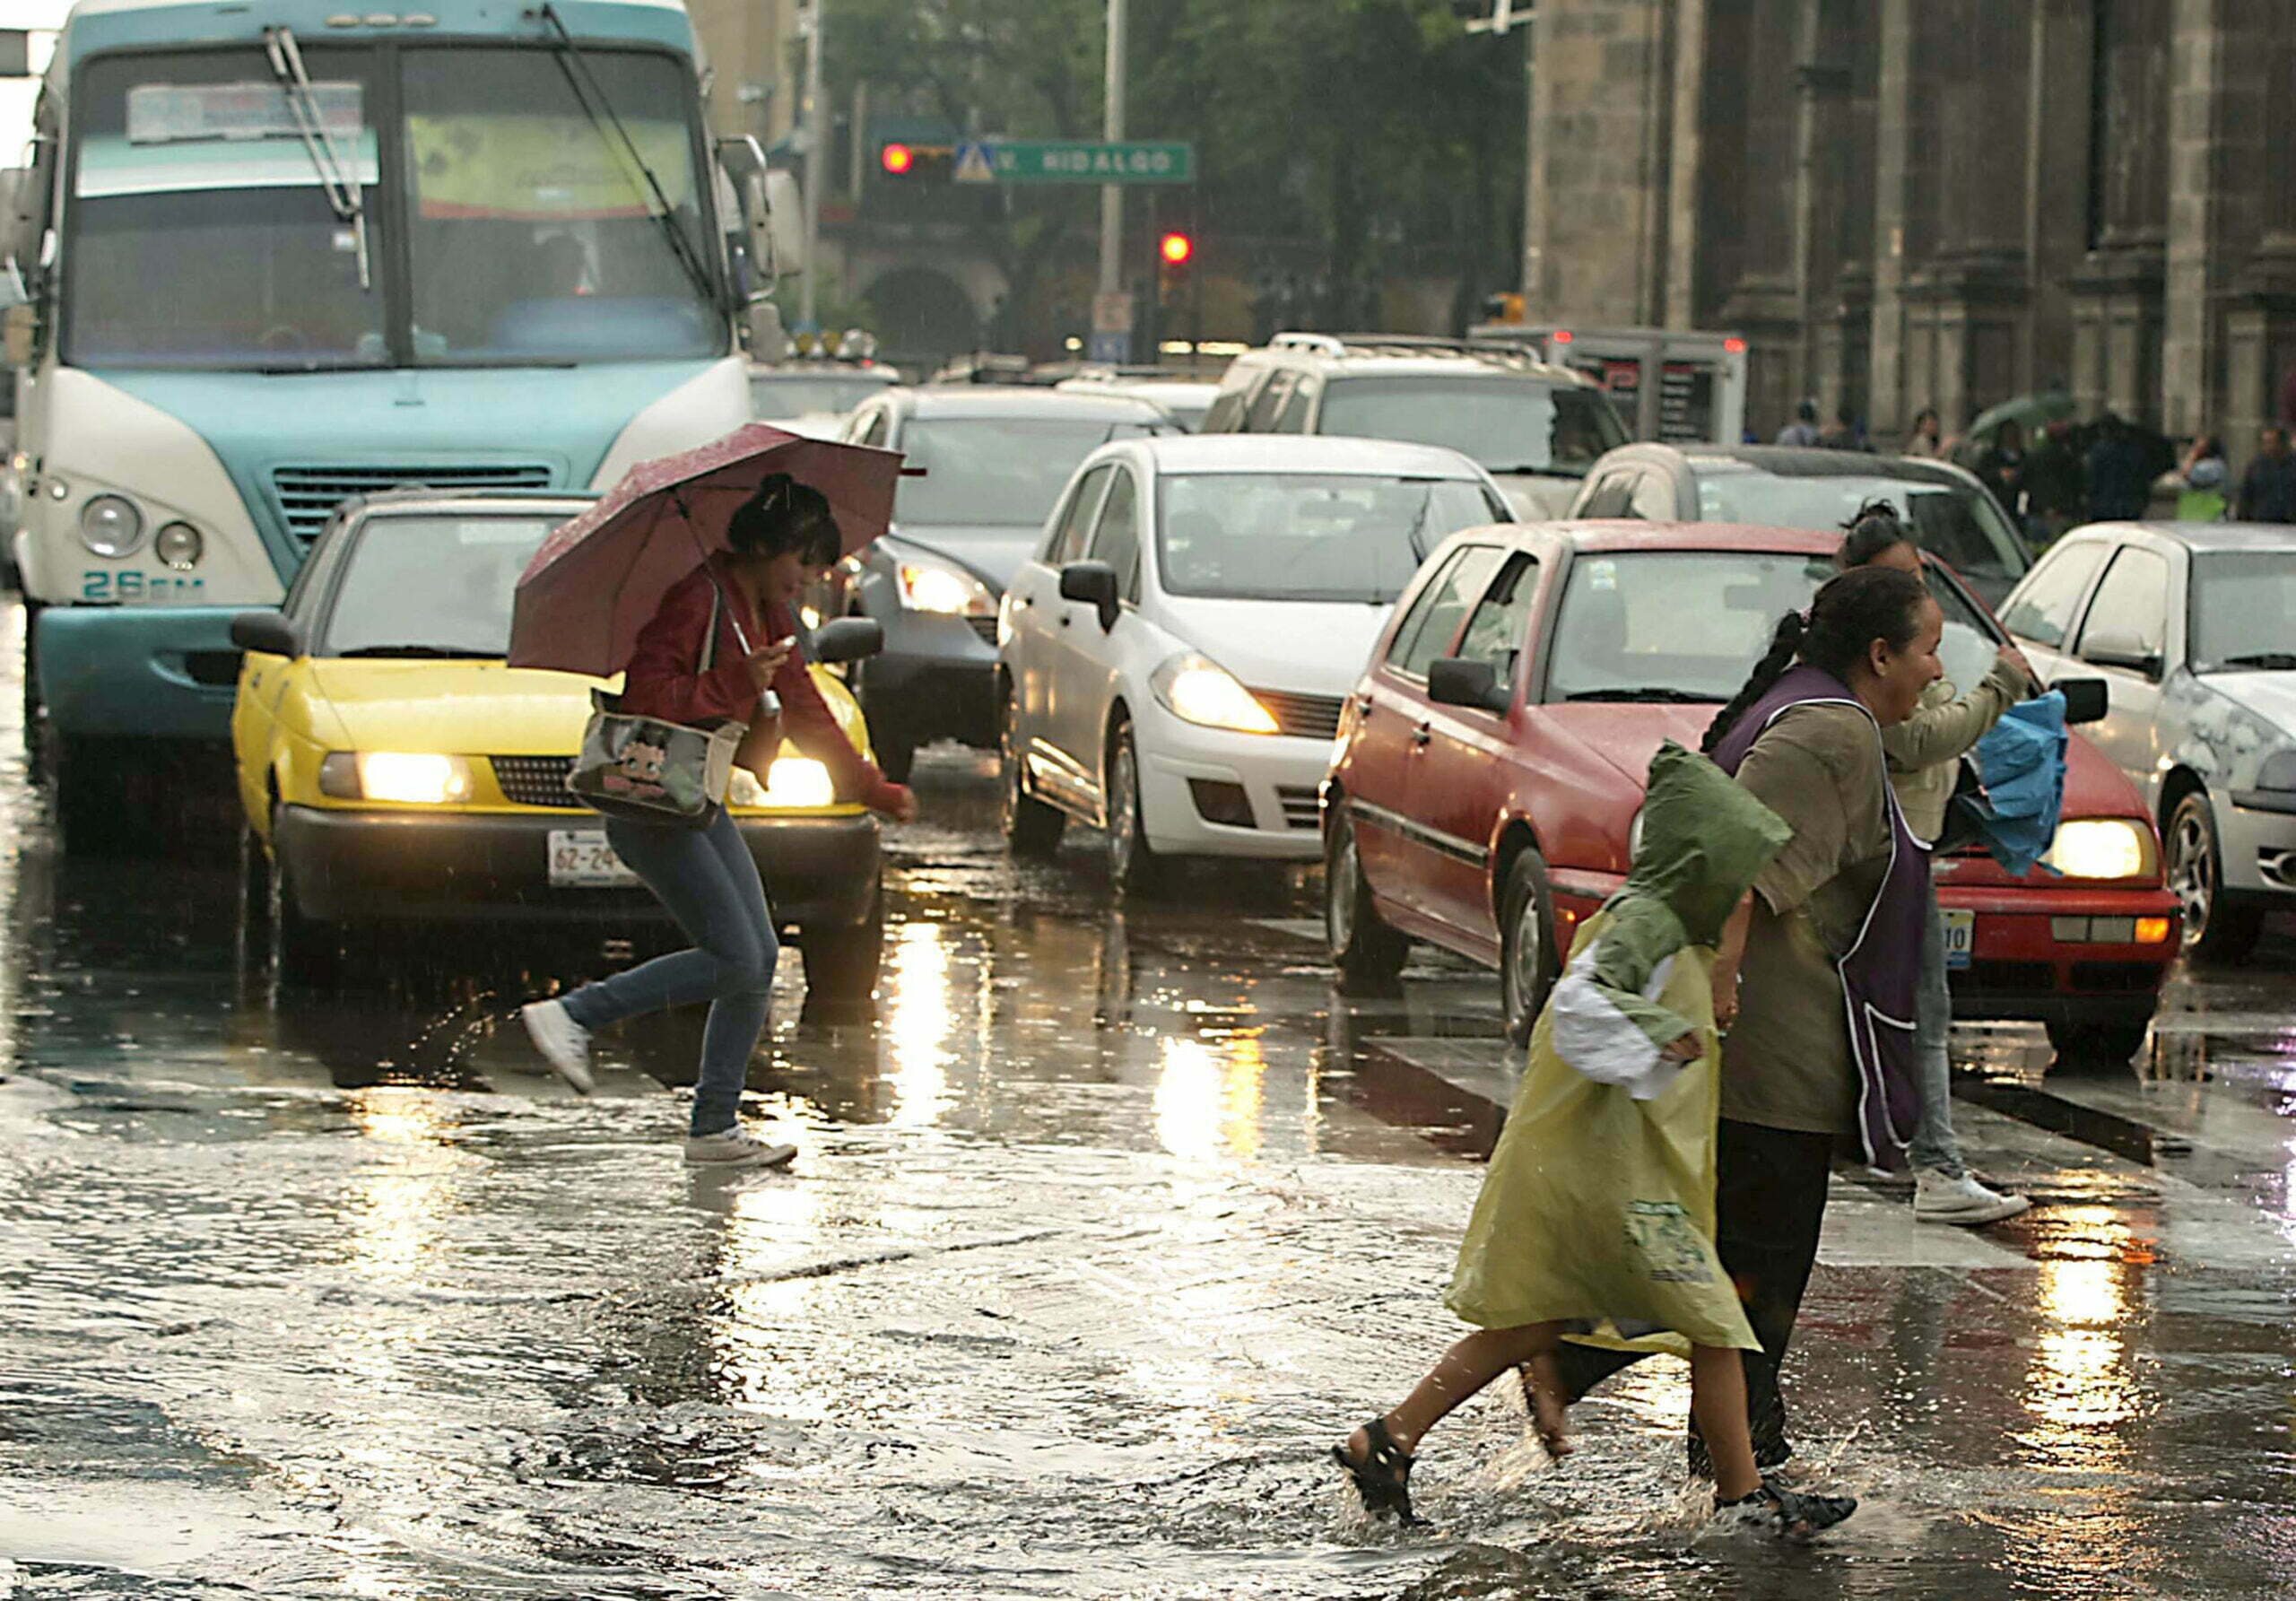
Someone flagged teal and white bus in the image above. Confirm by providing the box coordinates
[0,0,788,848]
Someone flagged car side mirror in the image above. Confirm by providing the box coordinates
[2054,675,2109,726]
[2077,631,2161,681]
[229,610,300,657]
[1427,657,1508,714]
[810,615,883,665]
[1059,560,1121,631]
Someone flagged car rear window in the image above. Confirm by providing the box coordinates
[899,417,1164,527]
[1543,549,1997,703]
[1693,471,2028,581]
[1156,474,1496,603]
[1317,377,1625,476]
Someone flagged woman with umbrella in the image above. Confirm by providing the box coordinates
[511,434,914,1169]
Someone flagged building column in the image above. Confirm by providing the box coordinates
[1866,0,1914,439]
[2161,0,2231,439]
[1662,0,1709,328]
[2023,0,2092,395]
[1527,0,1676,326]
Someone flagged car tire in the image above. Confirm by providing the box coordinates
[2164,791,2263,963]
[856,663,918,786]
[1104,718,1161,897]
[268,814,342,989]
[999,692,1065,858]
[1325,809,1408,991]
[1500,846,1561,1047]
[800,879,884,1022]
[237,824,273,956]
[2046,1016,2151,1069]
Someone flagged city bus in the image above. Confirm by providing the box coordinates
[0,0,791,849]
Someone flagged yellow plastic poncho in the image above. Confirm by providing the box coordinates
[1445,742,1792,1355]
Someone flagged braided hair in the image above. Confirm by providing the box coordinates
[1700,565,1931,753]
[1836,497,1914,570]
[728,472,840,567]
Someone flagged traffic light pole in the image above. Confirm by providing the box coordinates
[800,0,825,332]
[1097,0,1127,304]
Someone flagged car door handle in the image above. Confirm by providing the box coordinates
[1355,692,1375,714]
[1411,723,1431,749]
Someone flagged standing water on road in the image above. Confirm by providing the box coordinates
[4,657,2296,1595]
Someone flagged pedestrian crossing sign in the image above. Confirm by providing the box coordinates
[953,141,996,185]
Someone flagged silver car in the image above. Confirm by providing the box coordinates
[1998,521,2296,959]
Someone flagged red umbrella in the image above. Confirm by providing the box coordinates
[508,422,901,677]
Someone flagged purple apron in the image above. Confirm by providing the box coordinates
[1710,665,1927,1168]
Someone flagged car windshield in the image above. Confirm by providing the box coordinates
[2188,550,2296,671]
[1692,470,2029,581]
[748,373,893,416]
[1157,474,1500,603]
[1544,549,1999,703]
[1317,378,1627,476]
[897,417,1163,527]
[322,514,557,656]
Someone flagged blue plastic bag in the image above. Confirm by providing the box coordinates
[1972,690,2068,876]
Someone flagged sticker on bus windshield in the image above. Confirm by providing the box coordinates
[406,115,694,221]
[127,83,363,146]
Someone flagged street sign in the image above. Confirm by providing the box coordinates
[952,141,996,185]
[1091,291,1134,335]
[1088,330,1133,364]
[987,141,1193,185]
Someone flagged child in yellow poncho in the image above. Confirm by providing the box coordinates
[1329,742,1858,1539]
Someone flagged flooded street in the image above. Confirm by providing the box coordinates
[4,630,2296,1597]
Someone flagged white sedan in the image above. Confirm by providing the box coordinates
[996,434,1514,891]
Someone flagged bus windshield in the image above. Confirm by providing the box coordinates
[63,44,721,370]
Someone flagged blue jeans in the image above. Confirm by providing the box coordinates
[560,809,777,1137]
[1907,874,1966,1177]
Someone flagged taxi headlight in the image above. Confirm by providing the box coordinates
[731,756,836,810]
[896,557,996,616]
[2043,819,2152,880]
[319,752,474,805]
[78,493,146,558]
[153,521,204,570]
[1150,651,1279,735]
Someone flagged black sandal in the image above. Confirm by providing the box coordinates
[1331,1417,1423,1525]
[1715,1477,1857,1539]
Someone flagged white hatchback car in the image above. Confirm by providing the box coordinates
[996,434,1513,890]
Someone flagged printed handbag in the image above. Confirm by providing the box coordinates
[567,590,747,830]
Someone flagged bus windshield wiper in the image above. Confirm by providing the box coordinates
[1560,686,1717,704]
[538,4,717,310]
[263,27,370,291]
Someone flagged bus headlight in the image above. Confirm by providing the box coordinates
[79,494,146,558]
[153,521,204,570]
[2043,819,2152,880]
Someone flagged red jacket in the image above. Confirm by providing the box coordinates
[620,557,908,814]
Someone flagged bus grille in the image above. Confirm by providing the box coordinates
[270,464,555,545]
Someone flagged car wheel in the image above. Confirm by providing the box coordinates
[1104,718,1161,896]
[2164,791,2262,962]
[1500,846,1561,1046]
[999,692,1065,858]
[2046,1016,2151,1069]
[800,879,884,1022]
[268,814,343,988]
[1325,809,1408,991]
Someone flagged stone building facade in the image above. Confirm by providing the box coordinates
[1525,0,2296,456]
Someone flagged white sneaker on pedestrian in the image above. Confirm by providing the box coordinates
[520,999,594,1095]
[683,1129,797,1169]
[1913,1168,2030,1226]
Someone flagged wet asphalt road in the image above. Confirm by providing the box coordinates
[4,611,2296,1597]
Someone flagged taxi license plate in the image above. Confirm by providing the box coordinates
[1941,908,1975,970]
[547,830,639,889]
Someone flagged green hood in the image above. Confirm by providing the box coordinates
[1624,742,1794,945]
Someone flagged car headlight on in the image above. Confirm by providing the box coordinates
[318,752,475,805]
[730,756,836,810]
[153,521,204,570]
[2043,818,2152,880]
[1150,651,1279,735]
[79,493,146,558]
[896,556,996,616]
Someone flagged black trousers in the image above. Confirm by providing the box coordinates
[1545,1118,1837,1471]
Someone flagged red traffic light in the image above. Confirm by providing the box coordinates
[1159,231,1194,267]
[880,142,914,176]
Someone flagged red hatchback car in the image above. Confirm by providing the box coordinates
[1323,522,2181,1064]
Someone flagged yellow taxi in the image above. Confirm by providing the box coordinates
[227,491,886,1003]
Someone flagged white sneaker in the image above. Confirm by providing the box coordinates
[520,999,594,1095]
[683,1129,798,1169]
[1913,1168,2030,1226]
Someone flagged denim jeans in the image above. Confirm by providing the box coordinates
[1907,873,1966,1177]
[559,809,777,1137]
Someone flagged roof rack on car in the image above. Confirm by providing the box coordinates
[1269,330,1552,369]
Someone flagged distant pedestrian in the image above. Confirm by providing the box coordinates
[1975,422,2025,519]
[1902,406,1944,458]
[520,475,917,1169]
[2178,435,2230,522]
[1776,400,1822,448]
[2083,413,2153,522]
[2023,420,2084,542]
[1839,506,2032,1225]
[1818,405,1866,451]
[2236,427,2296,523]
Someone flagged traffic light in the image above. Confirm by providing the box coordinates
[877,141,955,181]
[1159,231,1194,268]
